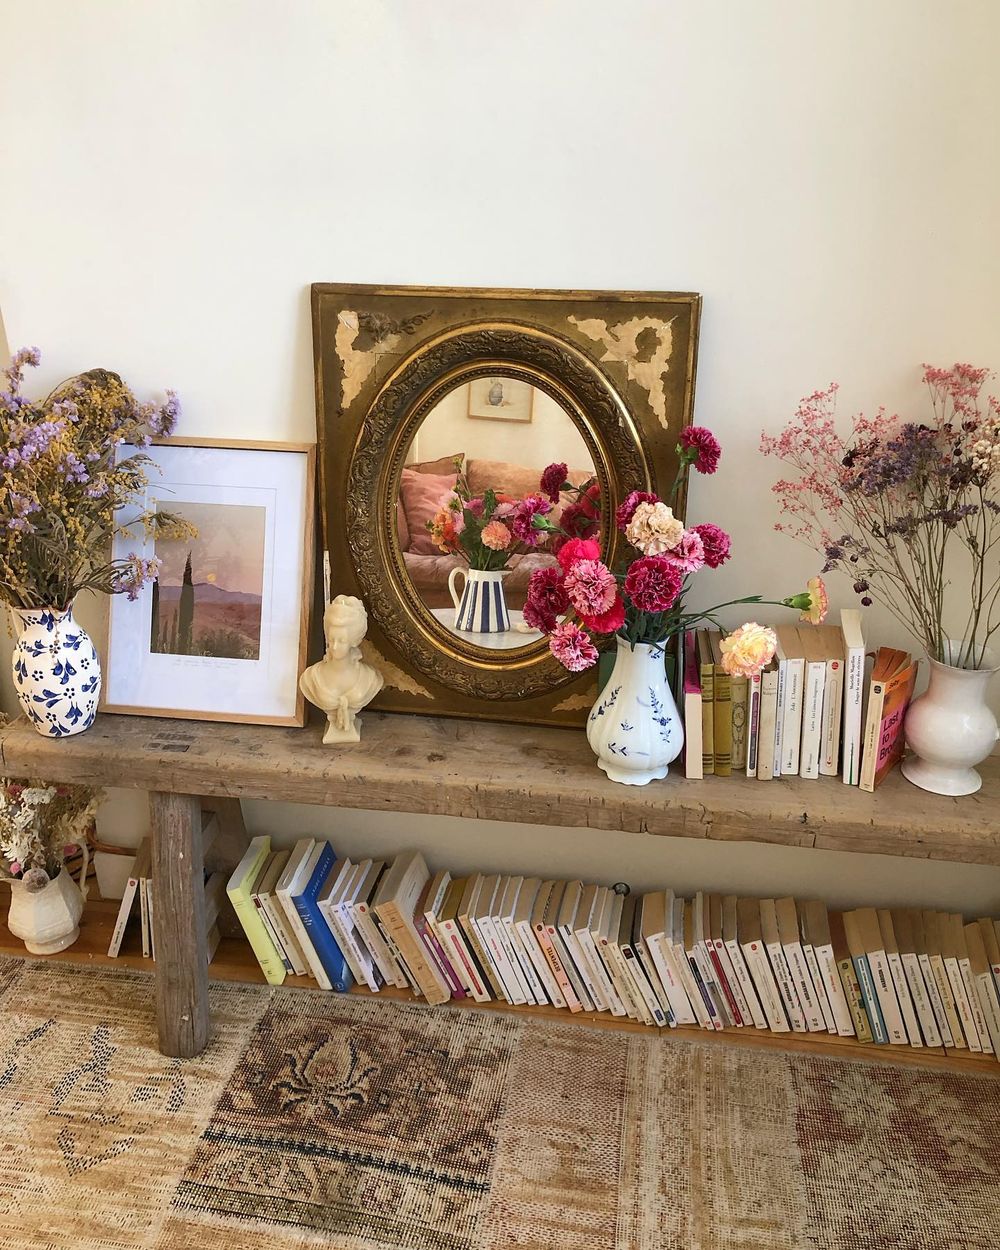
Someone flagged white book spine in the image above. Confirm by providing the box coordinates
[815,943,856,1037]
[693,943,727,1028]
[886,951,922,1047]
[991,959,1000,1014]
[714,938,750,1025]
[477,916,517,1004]
[743,941,790,1032]
[497,915,537,1005]
[515,918,563,1007]
[869,949,907,1044]
[561,925,605,1012]
[773,662,786,777]
[107,875,140,957]
[579,929,624,1016]
[974,971,1000,1054]
[319,898,366,988]
[766,940,806,1032]
[139,878,151,958]
[261,894,308,976]
[672,939,712,1029]
[724,938,768,1030]
[819,659,844,777]
[355,902,406,988]
[335,901,380,992]
[785,941,824,1032]
[902,952,941,1047]
[547,923,592,1012]
[603,941,641,1021]
[277,887,332,990]
[842,644,866,785]
[799,661,825,779]
[254,895,293,973]
[623,946,666,1027]
[921,952,955,1046]
[802,943,837,1032]
[960,958,993,1053]
[779,659,804,775]
[635,936,675,1025]
[945,957,981,1051]
[506,918,547,1005]
[649,934,697,1026]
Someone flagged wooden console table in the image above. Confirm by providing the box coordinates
[1,712,997,1062]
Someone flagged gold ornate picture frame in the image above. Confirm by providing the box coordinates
[311,284,701,727]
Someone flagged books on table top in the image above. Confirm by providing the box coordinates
[683,630,704,780]
[373,849,450,1005]
[696,629,715,776]
[730,674,749,774]
[815,624,845,778]
[839,609,866,785]
[797,628,828,781]
[773,625,805,777]
[744,671,763,778]
[755,659,780,782]
[707,630,732,777]
[859,647,918,791]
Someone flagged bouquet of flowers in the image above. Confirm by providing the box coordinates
[524,425,826,675]
[0,775,100,892]
[760,364,1000,669]
[0,346,190,612]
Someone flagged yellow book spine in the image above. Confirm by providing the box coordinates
[228,884,287,985]
[713,667,732,776]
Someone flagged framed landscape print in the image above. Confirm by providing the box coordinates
[467,376,534,422]
[104,439,315,725]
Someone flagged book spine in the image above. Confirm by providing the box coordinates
[785,941,824,1031]
[515,918,563,1007]
[418,915,466,999]
[672,938,712,1028]
[534,921,581,1012]
[859,682,886,793]
[867,950,906,1044]
[713,668,732,776]
[442,918,491,1003]
[462,914,506,1002]
[379,900,450,1005]
[548,923,592,1011]
[959,957,992,1053]
[561,925,605,1012]
[710,939,745,1025]
[254,894,293,973]
[635,936,675,1025]
[901,952,941,1047]
[815,943,856,1037]
[944,958,980,1051]
[355,902,406,988]
[700,659,715,775]
[853,954,888,1043]
[229,887,287,985]
[320,898,369,988]
[580,929,624,1016]
[107,876,139,958]
[842,645,866,784]
[623,945,666,1026]
[928,954,963,1048]
[799,661,825,779]
[686,947,720,1028]
[482,915,526,1004]
[766,940,806,1032]
[779,660,803,775]
[837,955,872,1042]
[601,939,640,1021]
[277,888,332,990]
[694,941,729,1027]
[886,951,922,1047]
[973,972,1000,1054]
[802,943,837,1032]
[773,661,786,777]
[139,877,151,959]
[745,672,762,778]
[293,892,350,992]
[743,941,790,1032]
[649,934,697,1026]
[502,917,544,1005]
[820,660,844,777]
[725,938,768,1030]
[262,893,308,976]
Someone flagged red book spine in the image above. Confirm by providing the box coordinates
[708,944,743,1025]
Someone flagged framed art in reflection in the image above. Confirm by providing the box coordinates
[104,438,315,725]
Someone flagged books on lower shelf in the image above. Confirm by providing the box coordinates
[216,842,1000,1060]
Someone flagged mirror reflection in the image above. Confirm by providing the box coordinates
[396,376,600,650]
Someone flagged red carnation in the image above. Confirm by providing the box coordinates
[555,536,601,572]
[623,555,683,613]
[690,522,731,568]
[555,501,600,550]
[524,565,570,632]
[678,425,721,474]
[615,490,659,532]
[580,594,626,634]
[539,461,569,503]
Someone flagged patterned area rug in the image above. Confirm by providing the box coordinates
[0,955,998,1249]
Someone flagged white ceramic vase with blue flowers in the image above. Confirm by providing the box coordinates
[587,636,683,785]
[11,604,101,738]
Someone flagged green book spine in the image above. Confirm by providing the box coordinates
[227,842,287,986]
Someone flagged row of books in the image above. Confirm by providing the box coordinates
[681,611,917,791]
[107,831,225,962]
[226,837,1000,1056]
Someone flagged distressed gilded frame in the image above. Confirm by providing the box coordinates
[311,284,701,727]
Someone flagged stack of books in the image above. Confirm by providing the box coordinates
[222,840,1000,1058]
[681,610,918,790]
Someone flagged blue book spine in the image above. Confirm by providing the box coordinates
[292,843,354,993]
[853,954,887,1043]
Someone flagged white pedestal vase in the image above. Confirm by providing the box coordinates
[587,637,683,785]
[10,604,101,738]
[901,642,999,796]
[7,867,85,955]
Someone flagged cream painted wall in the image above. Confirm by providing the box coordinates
[2,1,999,909]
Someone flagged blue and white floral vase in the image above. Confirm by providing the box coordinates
[587,636,683,785]
[11,604,101,738]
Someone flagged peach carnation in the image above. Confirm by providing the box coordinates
[719,622,778,678]
[481,519,512,551]
[624,500,684,555]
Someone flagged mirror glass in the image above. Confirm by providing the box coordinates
[395,375,599,651]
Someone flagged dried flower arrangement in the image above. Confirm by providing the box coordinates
[0,346,190,611]
[761,364,1000,669]
[0,776,100,893]
[523,426,827,674]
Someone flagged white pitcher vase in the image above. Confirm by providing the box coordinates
[7,867,85,955]
[901,642,999,796]
[587,636,683,785]
[10,604,101,738]
[447,567,511,633]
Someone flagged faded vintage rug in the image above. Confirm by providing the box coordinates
[0,955,998,1250]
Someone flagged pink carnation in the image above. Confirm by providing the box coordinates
[525,565,570,630]
[679,425,721,474]
[511,494,552,546]
[481,520,512,551]
[690,522,731,569]
[549,620,599,672]
[556,537,601,572]
[662,528,705,575]
[564,559,618,616]
[623,555,683,613]
[615,490,659,532]
[524,599,558,633]
[540,461,568,503]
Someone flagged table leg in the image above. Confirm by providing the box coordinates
[150,790,209,1058]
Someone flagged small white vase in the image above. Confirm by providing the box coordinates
[901,642,999,796]
[587,636,683,785]
[10,603,101,738]
[7,867,84,954]
[447,567,511,633]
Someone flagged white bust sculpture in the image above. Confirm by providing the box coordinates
[299,595,384,744]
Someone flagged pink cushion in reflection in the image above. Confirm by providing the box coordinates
[399,468,458,555]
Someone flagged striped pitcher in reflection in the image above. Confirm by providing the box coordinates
[447,567,511,634]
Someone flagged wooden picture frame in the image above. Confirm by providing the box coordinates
[103,437,316,727]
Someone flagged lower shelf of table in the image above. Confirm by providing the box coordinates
[3,896,998,1078]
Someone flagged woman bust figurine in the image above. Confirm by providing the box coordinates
[299,595,384,744]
